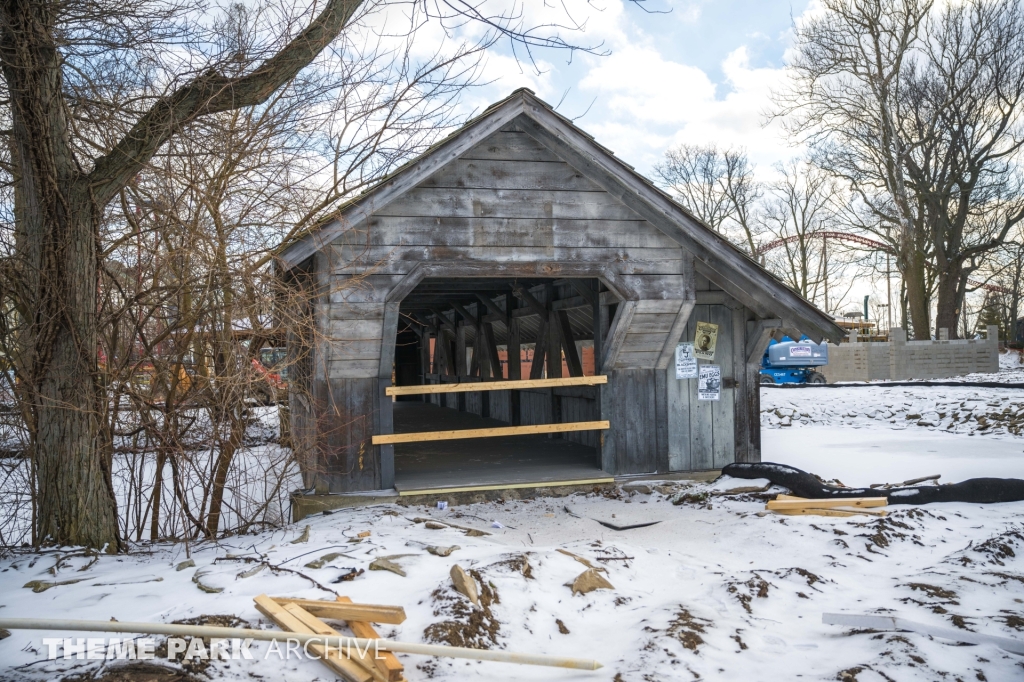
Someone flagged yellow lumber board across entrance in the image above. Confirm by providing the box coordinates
[372,420,611,445]
[385,375,607,397]
[398,477,615,496]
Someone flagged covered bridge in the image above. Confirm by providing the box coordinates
[276,89,844,496]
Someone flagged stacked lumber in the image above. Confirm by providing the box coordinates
[765,494,888,518]
[254,595,406,682]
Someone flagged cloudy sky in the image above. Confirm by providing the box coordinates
[458,0,814,177]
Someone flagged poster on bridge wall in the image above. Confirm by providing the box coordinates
[675,343,697,379]
[697,365,721,401]
[694,321,719,361]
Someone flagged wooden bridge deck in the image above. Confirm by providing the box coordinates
[392,402,609,493]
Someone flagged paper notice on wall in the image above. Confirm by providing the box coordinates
[697,365,721,401]
[675,343,697,379]
[694,321,719,361]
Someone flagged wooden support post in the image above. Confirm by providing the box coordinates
[546,314,562,379]
[592,282,604,375]
[483,323,502,379]
[419,324,431,395]
[508,317,521,425]
[530,315,548,380]
[508,318,521,380]
[746,318,782,365]
[602,300,637,370]
[431,325,442,379]
[545,284,561,434]
[437,330,454,377]
[556,310,582,377]
[455,323,467,377]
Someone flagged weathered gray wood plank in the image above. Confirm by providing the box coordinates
[623,313,679,335]
[374,188,642,221]
[420,159,602,192]
[329,358,384,378]
[636,299,683,314]
[731,306,749,464]
[459,130,563,162]
[325,339,384,359]
[688,306,714,470]
[327,319,385,339]
[615,350,662,366]
[359,216,673,249]
[666,340,692,471]
[619,335,670,352]
[710,305,736,469]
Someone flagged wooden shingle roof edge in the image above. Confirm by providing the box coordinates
[275,89,845,343]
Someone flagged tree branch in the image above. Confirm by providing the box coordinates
[86,0,365,206]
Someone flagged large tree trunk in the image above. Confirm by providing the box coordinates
[1,0,120,549]
[934,262,965,339]
[902,247,931,340]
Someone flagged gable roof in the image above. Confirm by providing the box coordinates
[277,89,845,343]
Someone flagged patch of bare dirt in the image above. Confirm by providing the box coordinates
[970,526,1023,566]
[1000,611,1024,630]
[423,568,501,649]
[666,608,711,653]
[726,574,771,613]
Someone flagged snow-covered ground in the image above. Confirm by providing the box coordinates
[1,368,1023,682]
[762,350,1024,437]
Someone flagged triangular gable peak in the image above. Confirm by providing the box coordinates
[278,90,843,344]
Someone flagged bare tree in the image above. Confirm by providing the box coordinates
[761,160,845,311]
[985,238,1024,341]
[0,0,619,549]
[654,144,763,255]
[776,0,1024,339]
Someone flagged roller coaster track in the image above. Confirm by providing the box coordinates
[755,231,1010,294]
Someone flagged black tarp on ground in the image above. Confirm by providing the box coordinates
[722,462,1024,505]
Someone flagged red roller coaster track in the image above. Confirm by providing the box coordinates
[756,231,1010,294]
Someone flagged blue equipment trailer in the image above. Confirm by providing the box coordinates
[759,336,829,385]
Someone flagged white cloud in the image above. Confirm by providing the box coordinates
[577,44,800,175]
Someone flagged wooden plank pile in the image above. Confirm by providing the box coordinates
[253,594,406,682]
[764,494,888,518]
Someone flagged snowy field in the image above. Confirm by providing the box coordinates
[762,350,1024,438]
[1,359,1022,681]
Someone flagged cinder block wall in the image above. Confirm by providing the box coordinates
[820,325,998,382]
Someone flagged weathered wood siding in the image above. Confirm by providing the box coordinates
[664,274,759,471]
